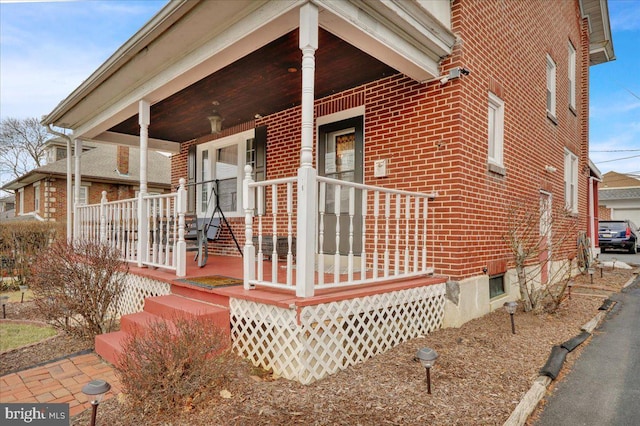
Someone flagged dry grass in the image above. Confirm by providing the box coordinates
[0,322,57,352]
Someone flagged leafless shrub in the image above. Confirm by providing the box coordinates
[504,197,580,312]
[0,221,61,289]
[30,239,127,339]
[116,315,231,422]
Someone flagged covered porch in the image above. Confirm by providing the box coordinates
[43,0,455,382]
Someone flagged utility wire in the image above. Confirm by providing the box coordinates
[595,155,640,164]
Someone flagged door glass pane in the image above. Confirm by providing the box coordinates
[216,145,238,212]
[325,129,355,177]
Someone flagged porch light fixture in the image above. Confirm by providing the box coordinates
[0,295,8,319]
[416,347,438,394]
[82,379,111,426]
[19,285,28,303]
[504,301,518,334]
[208,113,223,134]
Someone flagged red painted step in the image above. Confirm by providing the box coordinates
[95,330,128,366]
[94,294,230,366]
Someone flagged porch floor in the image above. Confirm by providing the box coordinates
[128,254,447,308]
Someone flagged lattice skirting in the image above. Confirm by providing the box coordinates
[114,274,171,316]
[230,283,446,384]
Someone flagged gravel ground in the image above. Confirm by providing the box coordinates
[2,268,635,425]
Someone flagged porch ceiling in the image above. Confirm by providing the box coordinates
[108,28,397,143]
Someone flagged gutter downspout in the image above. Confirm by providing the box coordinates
[588,176,603,253]
[45,124,74,241]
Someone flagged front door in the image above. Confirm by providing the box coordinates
[318,116,364,255]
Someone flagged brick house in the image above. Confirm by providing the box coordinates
[598,171,640,225]
[2,139,171,228]
[40,1,613,382]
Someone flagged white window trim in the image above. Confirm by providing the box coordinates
[488,92,505,168]
[72,185,88,205]
[196,129,254,218]
[546,54,556,119]
[34,182,41,212]
[564,149,578,213]
[568,42,576,110]
[18,188,24,215]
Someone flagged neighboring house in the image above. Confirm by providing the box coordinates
[1,140,171,227]
[598,171,640,224]
[40,1,613,383]
[0,194,15,220]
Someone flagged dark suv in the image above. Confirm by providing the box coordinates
[598,220,640,254]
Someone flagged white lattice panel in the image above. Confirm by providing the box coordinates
[230,299,302,380]
[230,283,446,384]
[115,274,171,316]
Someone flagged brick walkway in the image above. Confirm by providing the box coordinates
[0,353,120,416]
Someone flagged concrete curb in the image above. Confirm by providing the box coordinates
[503,305,611,426]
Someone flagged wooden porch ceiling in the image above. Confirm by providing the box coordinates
[109,28,397,143]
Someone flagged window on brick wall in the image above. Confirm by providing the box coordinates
[489,274,505,299]
[488,92,504,168]
[546,54,556,120]
[568,42,576,111]
[564,149,578,213]
[195,128,265,218]
[34,182,40,212]
[72,185,88,205]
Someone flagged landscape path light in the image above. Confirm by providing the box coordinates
[416,347,439,394]
[19,285,28,303]
[82,379,111,426]
[0,295,8,318]
[504,301,518,334]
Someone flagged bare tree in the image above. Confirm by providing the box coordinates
[504,197,579,313]
[0,117,50,181]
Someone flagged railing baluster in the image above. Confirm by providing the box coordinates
[422,198,428,271]
[286,181,293,286]
[405,195,410,274]
[271,183,278,284]
[384,192,390,278]
[348,186,354,283]
[334,184,341,284]
[395,194,401,276]
[257,186,264,282]
[414,197,420,273]
[318,181,326,286]
[373,191,379,280]
[360,189,367,281]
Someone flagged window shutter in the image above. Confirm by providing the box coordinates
[254,125,267,182]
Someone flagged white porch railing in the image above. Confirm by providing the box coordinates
[75,178,188,277]
[243,166,436,297]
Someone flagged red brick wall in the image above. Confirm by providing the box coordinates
[15,178,165,232]
[170,0,590,280]
[598,206,612,221]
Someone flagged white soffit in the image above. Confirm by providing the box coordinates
[316,0,455,81]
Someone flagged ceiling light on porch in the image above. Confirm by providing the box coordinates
[208,112,223,134]
[287,67,298,73]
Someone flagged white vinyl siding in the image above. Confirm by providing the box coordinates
[488,92,504,167]
[564,149,578,213]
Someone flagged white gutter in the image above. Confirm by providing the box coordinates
[42,0,199,127]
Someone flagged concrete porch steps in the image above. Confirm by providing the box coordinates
[95,294,230,366]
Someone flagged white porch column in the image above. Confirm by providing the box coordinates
[66,137,73,240]
[73,138,82,239]
[176,178,187,277]
[295,3,318,298]
[137,100,150,267]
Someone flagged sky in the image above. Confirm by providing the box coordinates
[0,0,639,185]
